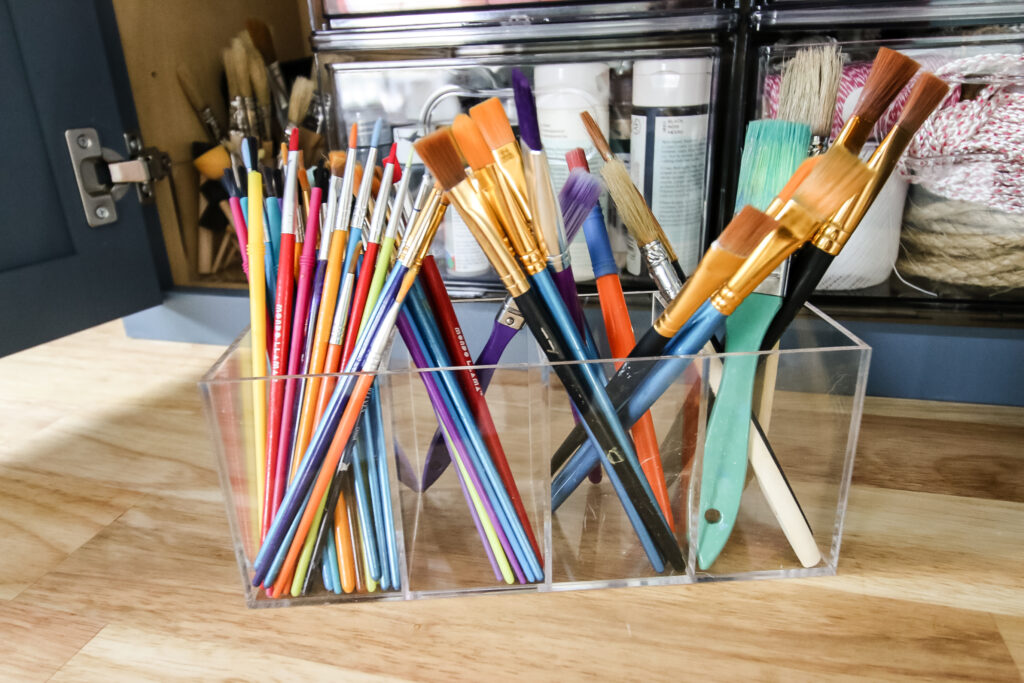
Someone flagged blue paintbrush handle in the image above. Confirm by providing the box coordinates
[349,423,382,582]
[407,284,540,582]
[551,441,599,512]
[370,384,401,590]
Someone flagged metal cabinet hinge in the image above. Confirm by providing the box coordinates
[65,128,171,227]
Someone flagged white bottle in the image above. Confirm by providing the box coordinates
[534,63,610,281]
[629,58,712,275]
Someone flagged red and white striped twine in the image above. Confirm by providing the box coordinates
[903,54,1024,215]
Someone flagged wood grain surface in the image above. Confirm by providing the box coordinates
[1,321,1022,680]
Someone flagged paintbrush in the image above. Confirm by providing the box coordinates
[512,71,601,359]
[563,151,671,526]
[418,128,682,572]
[760,69,943,352]
[290,123,358,480]
[222,46,247,137]
[176,64,223,144]
[253,170,441,590]
[231,38,259,139]
[246,18,288,128]
[580,111,685,300]
[778,44,844,155]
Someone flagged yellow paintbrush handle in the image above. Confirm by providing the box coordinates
[247,171,267,531]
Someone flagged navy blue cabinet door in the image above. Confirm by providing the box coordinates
[0,0,165,356]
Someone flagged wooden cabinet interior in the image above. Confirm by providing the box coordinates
[111,0,312,290]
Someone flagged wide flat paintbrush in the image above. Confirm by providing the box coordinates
[761,65,941,352]
[176,64,223,144]
[246,18,288,128]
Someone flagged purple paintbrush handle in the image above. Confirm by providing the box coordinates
[397,311,505,582]
[552,267,587,340]
[420,317,521,491]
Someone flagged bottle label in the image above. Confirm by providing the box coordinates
[631,109,709,274]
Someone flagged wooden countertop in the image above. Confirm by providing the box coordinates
[1,321,1022,680]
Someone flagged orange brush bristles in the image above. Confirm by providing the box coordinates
[853,47,921,125]
[414,129,468,191]
[451,114,494,172]
[896,73,950,134]
[718,206,783,258]
[469,98,516,150]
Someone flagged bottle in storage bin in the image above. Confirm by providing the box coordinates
[534,62,610,281]
[629,58,712,275]
[444,207,491,277]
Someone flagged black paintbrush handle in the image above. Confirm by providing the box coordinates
[761,246,835,351]
[514,289,684,570]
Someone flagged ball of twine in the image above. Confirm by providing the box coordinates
[898,186,1024,290]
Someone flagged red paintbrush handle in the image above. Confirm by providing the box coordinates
[595,273,674,531]
[263,231,296,535]
[273,188,322,515]
[419,255,542,562]
[340,241,380,367]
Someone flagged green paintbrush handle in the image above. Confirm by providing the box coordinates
[696,292,782,570]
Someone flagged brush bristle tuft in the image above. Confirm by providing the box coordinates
[559,170,603,242]
[469,98,516,149]
[734,119,811,213]
[776,156,820,204]
[451,114,493,171]
[853,48,920,125]
[896,73,949,134]
[348,123,358,150]
[777,44,844,138]
[329,151,346,176]
[383,143,400,181]
[287,77,314,127]
[600,157,663,247]
[718,206,781,257]
[231,40,252,98]
[792,146,872,220]
[511,69,541,150]
[414,129,467,191]
[565,148,589,172]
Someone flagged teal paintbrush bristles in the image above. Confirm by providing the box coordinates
[733,119,811,213]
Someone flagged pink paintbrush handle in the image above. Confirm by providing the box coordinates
[272,187,323,511]
[228,196,249,277]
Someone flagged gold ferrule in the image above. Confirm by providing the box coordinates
[397,185,442,266]
[522,145,569,271]
[652,245,745,337]
[492,142,534,226]
[712,201,817,315]
[832,114,872,156]
[415,195,448,269]
[448,180,530,297]
[473,166,546,276]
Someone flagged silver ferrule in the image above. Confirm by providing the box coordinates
[496,295,526,330]
[642,241,683,300]
[267,62,289,115]
[329,270,357,345]
[198,107,223,143]
[319,176,342,259]
[335,154,358,233]
[809,136,827,157]
[521,144,570,271]
[229,97,248,135]
[367,164,395,244]
[280,151,300,237]
[349,147,379,232]
[384,165,413,241]
[243,97,260,140]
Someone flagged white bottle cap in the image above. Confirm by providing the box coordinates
[632,58,712,108]
[534,63,610,105]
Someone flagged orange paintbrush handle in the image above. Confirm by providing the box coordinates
[595,273,674,531]
[291,234,347,480]
[333,490,356,593]
[314,343,343,426]
[272,373,375,597]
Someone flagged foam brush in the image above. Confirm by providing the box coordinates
[417,129,683,572]
[253,177,441,590]
[580,112,685,301]
[512,70,601,359]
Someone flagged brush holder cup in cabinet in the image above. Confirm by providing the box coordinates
[200,293,869,607]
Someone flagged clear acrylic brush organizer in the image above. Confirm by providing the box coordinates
[200,293,869,607]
